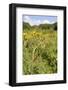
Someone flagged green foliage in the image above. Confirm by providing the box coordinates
[53,22,57,30]
[39,24,52,30]
[23,22,57,75]
[23,22,31,30]
[23,22,57,31]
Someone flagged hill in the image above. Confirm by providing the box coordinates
[23,22,57,31]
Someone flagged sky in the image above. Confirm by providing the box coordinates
[23,15,57,26]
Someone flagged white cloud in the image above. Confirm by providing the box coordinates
[23,16,56,26]
[50,21,56,24]
[42,20,51,24]
[24,16,30,23]
[23,16,41,26]
[42,20,56,24]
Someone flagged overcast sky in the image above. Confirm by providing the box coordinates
[23,15,57,26]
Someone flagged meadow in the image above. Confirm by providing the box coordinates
[23,22,57,75]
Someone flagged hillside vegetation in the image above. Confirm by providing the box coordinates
[23,22,57,75]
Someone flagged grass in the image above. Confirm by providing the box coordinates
[23,29,57,75]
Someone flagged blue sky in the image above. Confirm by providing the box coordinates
[23,15,57,26]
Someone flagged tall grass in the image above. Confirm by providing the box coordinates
[23,29,57,75]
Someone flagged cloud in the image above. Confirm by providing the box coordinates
[50,21,56,24]
[24,16,30,23]
[42,20,51,24]
[24,16,41,26]
[23,16,56,26]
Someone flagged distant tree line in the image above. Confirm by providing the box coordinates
[23,22,57,31]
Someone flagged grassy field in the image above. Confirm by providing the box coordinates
[23,23,57,75]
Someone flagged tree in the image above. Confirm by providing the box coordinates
[53,22,57,31]
[23,22,31,30]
